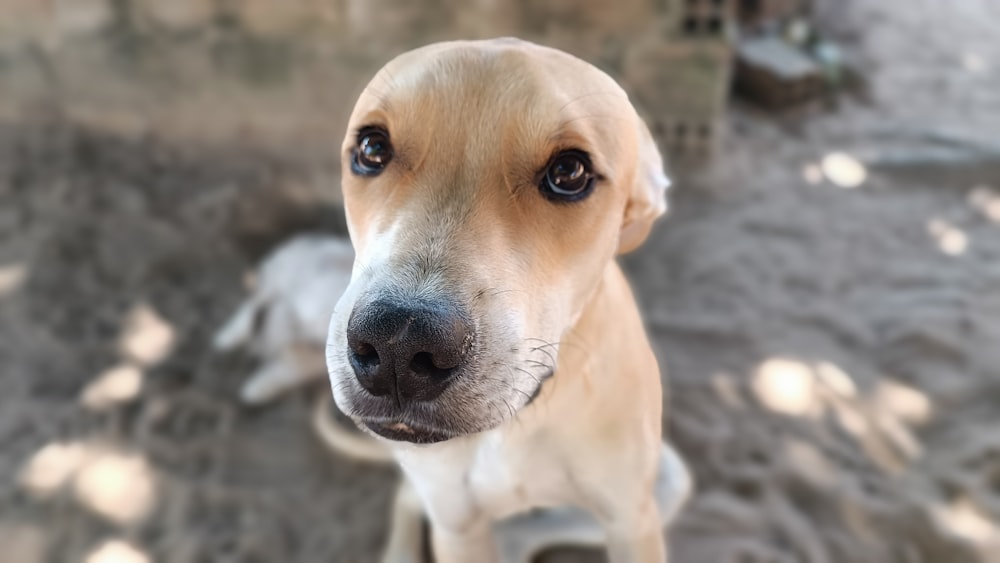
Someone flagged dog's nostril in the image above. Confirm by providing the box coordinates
[350,342,380,369]
[410,352,457,381]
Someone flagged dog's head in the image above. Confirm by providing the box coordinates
[327,38,669,444]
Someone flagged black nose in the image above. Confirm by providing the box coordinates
[346,298,472,404]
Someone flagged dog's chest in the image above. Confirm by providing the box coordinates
[467,433,571,516]
[400,430,575,526]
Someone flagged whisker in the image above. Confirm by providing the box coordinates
[474,287,527,300]
[502,397,515,419]
[526,344,558,366]
[494,368,535,404]
[511,366,541,388]
[524,359,553,370]
[526,337,588,353]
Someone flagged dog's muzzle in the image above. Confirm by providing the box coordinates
[344,296,474,442]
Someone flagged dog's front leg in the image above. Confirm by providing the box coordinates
[603,499,667,563]
[431,520,500,563]
[381,479,425,563]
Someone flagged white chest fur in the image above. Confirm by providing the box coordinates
[394,425,577,532]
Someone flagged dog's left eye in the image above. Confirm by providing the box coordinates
[541,151,595,201]
[352,128,393,176]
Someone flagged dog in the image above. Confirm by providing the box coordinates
[213,235,354,405]
[323,38,692,562]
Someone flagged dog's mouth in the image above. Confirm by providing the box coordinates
[361,418,456,444]
[346,363,557,445]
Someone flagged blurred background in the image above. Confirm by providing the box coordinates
[2,0,1000,561]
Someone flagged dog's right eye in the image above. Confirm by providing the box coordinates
[352,128,393,176]
[539,150,595,202]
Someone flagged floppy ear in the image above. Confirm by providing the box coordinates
[617,118,671,254]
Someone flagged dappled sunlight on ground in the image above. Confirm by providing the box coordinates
[927,218,970,256]
[83,539,151,563]
[80,364,144,411]
[750,356,932,476]
[820,152,867,189]
[750,358,858,418]
[118,303,176,367]
[74,449,158,525]
[19,441,91,497]
[875,379,933,426]
[19,441,158,526]
[960,52,990,75]
[968,185,1000,223]
[782,438,838,488]
[933,497,1000,546]
[751,357,824,417]
[801,162,824,185]
[0,261,27,298]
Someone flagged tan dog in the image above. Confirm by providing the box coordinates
[324,38,691,562]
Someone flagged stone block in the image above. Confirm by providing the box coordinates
[737,0,809,28]
[734,36,823,108]
[624,36,732,156]
[625,36,732,117]
[654,115,724,156]
[667,0,736,38]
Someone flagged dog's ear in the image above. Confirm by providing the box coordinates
[617,118,671,254]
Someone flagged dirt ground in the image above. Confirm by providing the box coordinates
[2,0,1000,562]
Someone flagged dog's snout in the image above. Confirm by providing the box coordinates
[346,298,472,403]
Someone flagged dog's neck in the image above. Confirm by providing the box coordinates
[510,259,660,433]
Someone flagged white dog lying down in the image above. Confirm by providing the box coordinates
[212,235,353,405]
[213,233,691,561]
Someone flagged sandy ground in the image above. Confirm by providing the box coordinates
[2,0,1000,562]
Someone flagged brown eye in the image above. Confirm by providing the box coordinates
[352,128,393,176]
[541,151,595,201]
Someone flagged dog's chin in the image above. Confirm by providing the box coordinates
[361,419,457,444]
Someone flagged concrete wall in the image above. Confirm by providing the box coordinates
[0,0,732,173]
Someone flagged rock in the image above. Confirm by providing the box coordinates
[737,0,807,28]
[734,36,824,109]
